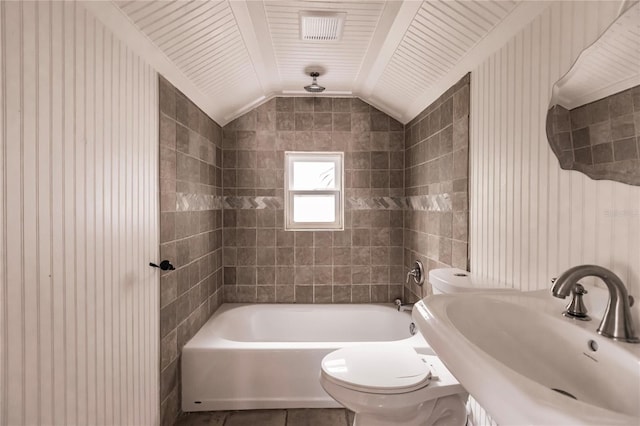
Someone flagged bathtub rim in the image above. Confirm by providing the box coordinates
[184,302,430,350]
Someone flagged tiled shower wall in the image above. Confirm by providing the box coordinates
[222,97,406,303]
[158,77,224,425]
[403,74,470,301]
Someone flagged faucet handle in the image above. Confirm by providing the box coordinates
[563,283,591,321]
[573,283,587,295]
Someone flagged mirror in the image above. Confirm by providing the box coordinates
[546,2,640,186]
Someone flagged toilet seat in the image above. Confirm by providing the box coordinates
[321,343,432,394]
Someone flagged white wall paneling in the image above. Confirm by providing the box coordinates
[104,1,548,125]
[470,0,640,319]
[0,1,159,424]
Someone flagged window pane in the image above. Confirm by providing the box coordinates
[292,194,335,223]
[292,161,336,190]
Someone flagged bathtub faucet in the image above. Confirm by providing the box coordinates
[394,298,414,312]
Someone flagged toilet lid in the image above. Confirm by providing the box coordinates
[321,343,431,394]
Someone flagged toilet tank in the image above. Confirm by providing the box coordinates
[429,268,515,295]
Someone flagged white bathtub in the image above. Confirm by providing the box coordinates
[182,303,430,412]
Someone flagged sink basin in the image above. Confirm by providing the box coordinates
[413,290,640,425]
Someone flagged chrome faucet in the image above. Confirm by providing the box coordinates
[394,298,414,312]
[551,265,639,343]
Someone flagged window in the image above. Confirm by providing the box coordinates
[285,152,344,230]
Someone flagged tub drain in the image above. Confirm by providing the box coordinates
[551,388,577,400]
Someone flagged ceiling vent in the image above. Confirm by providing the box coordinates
[300,11,346,41]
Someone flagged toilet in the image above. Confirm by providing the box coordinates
[319,268,515,426]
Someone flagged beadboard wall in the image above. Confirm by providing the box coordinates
[1,2,159,425]
[470,0,640,322]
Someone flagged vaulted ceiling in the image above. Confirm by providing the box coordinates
[111,0,525,125]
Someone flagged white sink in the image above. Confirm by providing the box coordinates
[413,290,640,425]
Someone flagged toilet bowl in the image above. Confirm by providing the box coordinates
[320,268,516,426]
[320,343,467,426]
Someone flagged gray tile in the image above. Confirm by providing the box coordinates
[588,121,610,145]
[161,212,176,243]
[333,113,351,131]
[161,273,178,308]
[257,285,276,302]
[571,127,590,148]
[225,410,286,426]
[176,92,190,127]
[160,359,177,402]
[332,98,351,112]
[295,113,314,131]
[237,285,257,302]
[609,90,634,117]
[351,285,371,302]
[453,85,469,120]
[589,98,609,124]
[160,301,176,338]
[371,112,390,131]
[276,97,294,112]
[611,113,635,140]
[295,285,313,302]
[570,104,590,129]
[351,113,370,133]
[276,284,295,302]
[333,285,351,302]
[314,97,332,112]
[574,146,593,165]
[351,98,370,112]
[161,389,179,426]
[276,112,295,131]
[159,77,176,118]
[286,409,349,426]
[613,137,638,161]
[294,97,314,112]
[256,110,275,131]
[160,329,177,370]
[592,143,613,164]
[175,411,226,426]
[314,285,332,302]
[161,114,177,148]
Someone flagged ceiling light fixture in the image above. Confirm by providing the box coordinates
[304,72,325,93]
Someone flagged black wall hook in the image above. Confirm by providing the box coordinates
[149,260,175,271]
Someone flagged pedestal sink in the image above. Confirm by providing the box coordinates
[412,290,640,425]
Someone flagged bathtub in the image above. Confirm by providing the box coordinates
[181,303,431,412]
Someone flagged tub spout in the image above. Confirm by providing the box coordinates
[394,298,414,312]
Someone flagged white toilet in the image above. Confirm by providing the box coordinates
[320,268,515,426]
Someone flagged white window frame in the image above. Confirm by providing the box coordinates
[284,151,344,231]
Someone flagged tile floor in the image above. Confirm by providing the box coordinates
[175,409,355,426]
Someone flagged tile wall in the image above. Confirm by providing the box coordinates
[221,97,406,303]
[548,85,640,185]
[403,74,471,301]
[158,80,470,421]
[569,86,640,166]
[158,76,224,425]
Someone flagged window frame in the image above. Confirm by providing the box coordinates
[284,151,344,231]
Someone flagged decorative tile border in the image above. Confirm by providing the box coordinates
[347,197,406,210]
[224,196,283,210]
[405,194,452,212]
[176,193,453,212]
[176,193,224,212]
